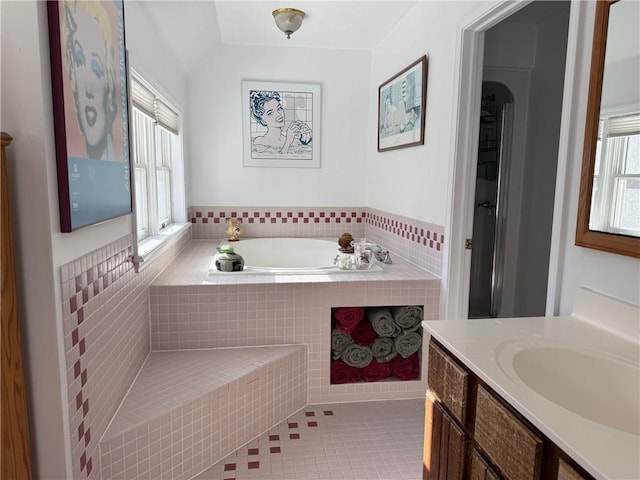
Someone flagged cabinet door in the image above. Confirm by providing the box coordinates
[470,447,501,480]
[557,458,589,480]
[423,393,466,480]
[428,340,469,425]
[475,385,543,480]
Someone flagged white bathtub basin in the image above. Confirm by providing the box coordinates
[511,346,640,435]
[207,238,383,274]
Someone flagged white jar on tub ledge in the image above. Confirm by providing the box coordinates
[334,253,354,270]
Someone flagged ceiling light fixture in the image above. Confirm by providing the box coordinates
[272,8,305,39]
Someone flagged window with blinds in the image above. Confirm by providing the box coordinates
[591,113,640,236]
[131,76,179,134]
[130,72,181,242]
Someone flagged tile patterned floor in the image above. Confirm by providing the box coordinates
[194,399,424,480]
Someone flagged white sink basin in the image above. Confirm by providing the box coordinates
[511,347,640,435]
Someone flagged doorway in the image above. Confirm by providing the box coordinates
[468,82,513,318]
[472,3,570,319]
[443,0,572,321]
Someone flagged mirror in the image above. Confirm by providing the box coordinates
[575,0,640,258]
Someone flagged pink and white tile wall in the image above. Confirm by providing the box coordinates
[99,346,306,479]
[189,206,444,277]
[149,279,441,404]
[189,206,367,242]
[57,205,443,478]
[59,228,191,479]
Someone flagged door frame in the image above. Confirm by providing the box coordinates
[442,0,582,321]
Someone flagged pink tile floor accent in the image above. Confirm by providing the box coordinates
[194,399,424,480]
[99,345,307,479]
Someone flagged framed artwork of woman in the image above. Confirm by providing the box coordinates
[242,80,321,168]
[48,0,132,232]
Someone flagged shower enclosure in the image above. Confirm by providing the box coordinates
[468,82,513,318]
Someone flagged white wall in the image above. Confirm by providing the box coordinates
[515,6,570,316]
[0,2,188,477]
[188,44,370,207]
[125,0,190,214]
[3,1,639,476]
[601,55,640,114]
[553,2,640,313]
[601,0,640,114]
[1,3,70,476]
[483,21,537,69]
[368,1,494,225]
[550,2,640,315]
[368,0,639,315]
[125,2,188,109]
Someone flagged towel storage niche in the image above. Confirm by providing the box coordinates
[330,305,424,384]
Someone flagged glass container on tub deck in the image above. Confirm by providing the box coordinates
[351,239,376,269]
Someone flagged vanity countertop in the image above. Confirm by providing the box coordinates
[422,289,639,480]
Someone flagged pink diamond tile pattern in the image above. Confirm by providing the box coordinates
[99,345,307,480]
[194,399,424,480]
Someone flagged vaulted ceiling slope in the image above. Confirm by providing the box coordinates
[134,1,418,74]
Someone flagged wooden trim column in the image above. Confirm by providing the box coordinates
[1,132,33,479]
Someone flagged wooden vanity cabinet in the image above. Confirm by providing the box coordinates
[474,385,543,479]
[424,392,466,480]
[469,447,500,480]
[556,458,591,480]
[423,339,595,480]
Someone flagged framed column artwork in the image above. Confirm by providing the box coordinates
[47,0,132,232]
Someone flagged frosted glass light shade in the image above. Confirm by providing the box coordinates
[272,8,305,39]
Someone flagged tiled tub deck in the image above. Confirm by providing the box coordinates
[149,239,441,404]
[99,239,440,479]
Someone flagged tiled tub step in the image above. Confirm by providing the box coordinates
[99,345,307,480]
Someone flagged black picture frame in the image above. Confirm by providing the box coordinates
[47,0,132,232]
[378,55,428,152]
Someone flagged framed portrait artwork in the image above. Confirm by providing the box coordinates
[47,0,132,232]
[242,80,321,168]
[378,55,428,152]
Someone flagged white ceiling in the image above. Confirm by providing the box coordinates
[134,1,418,73]
[214,1,418,50]
[606,0,640,63]
[135,0,580,76]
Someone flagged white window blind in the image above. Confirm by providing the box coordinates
[606,113,640,138]
[131,76,180,135]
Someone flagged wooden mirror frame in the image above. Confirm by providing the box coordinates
[575,0,640,258]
